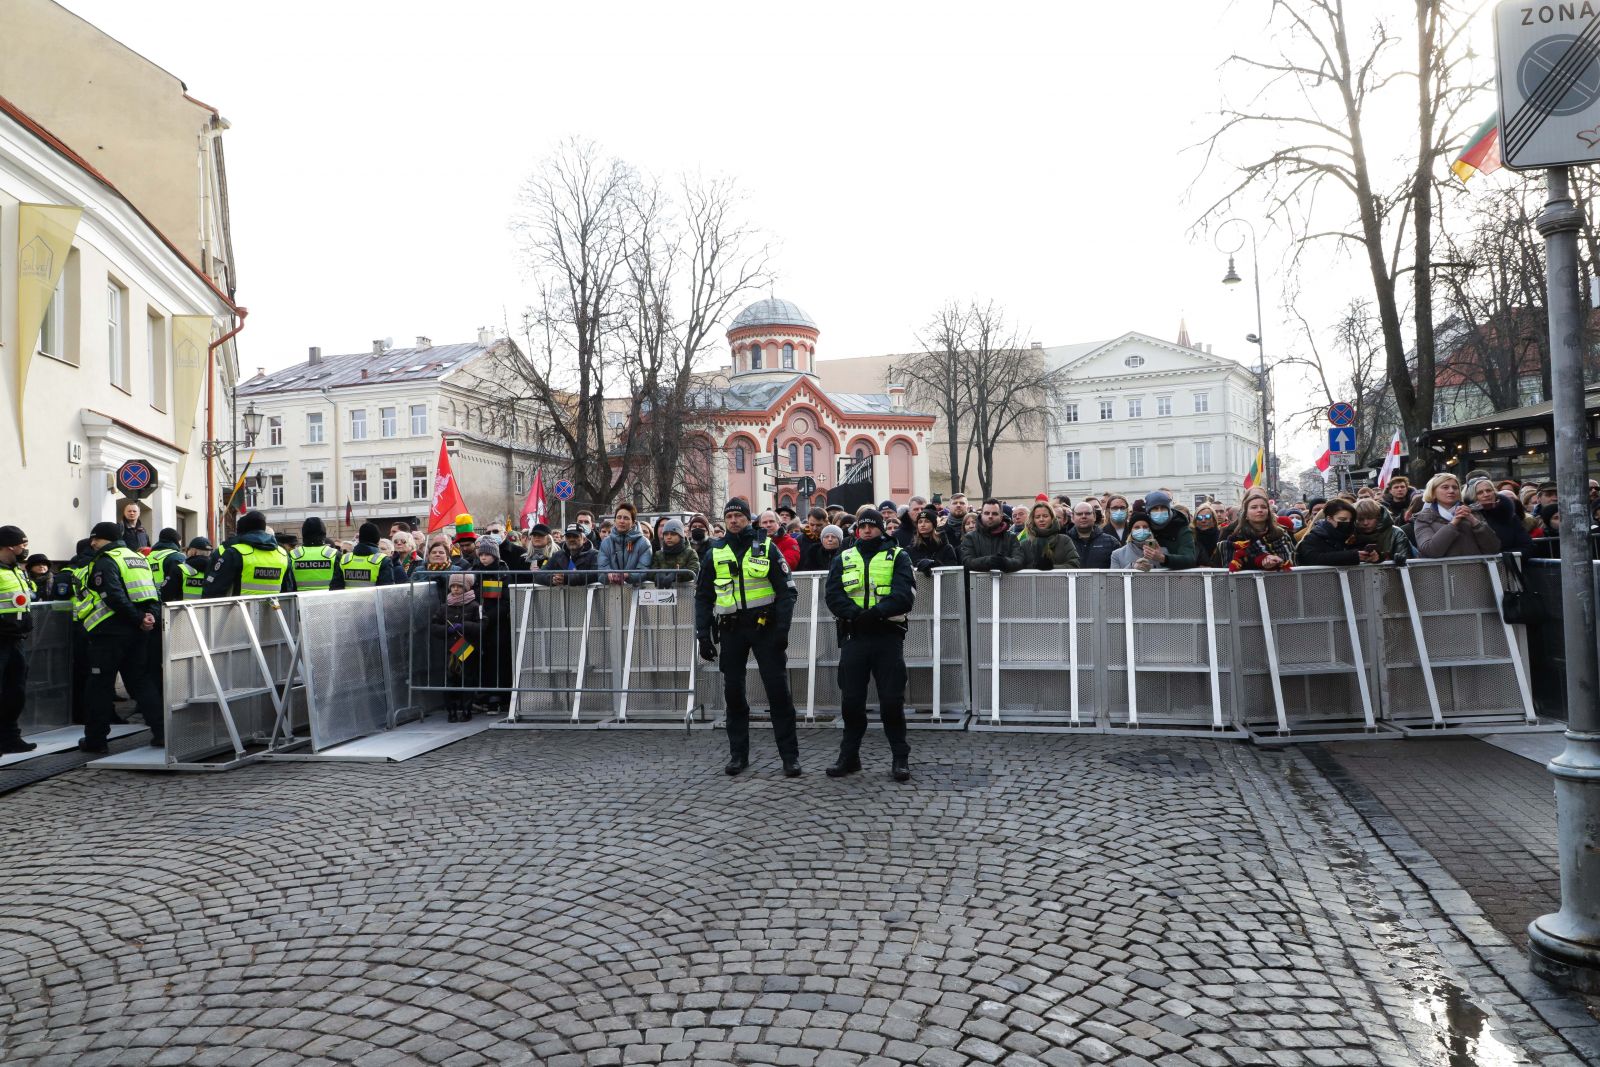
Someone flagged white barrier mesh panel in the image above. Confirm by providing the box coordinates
[972,572,1096,725]
[1235,568,1374,732]
[301,588,390,751]
[19,603,76,732]
[619,586,698,720]
[500,582,617,722]
[1105,572,1229,729]
[163,597,296,764]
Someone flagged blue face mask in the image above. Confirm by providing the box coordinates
[1130,528,1153,543]
[1149,509,1171,527]
[1291,516,1303,530]
[1110,509,1128,524]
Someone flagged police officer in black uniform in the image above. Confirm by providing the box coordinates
[202,510,295,597]
[694,497,801,778]
[78,521,163,753]
[0,526,36,753]
[824,510,917,782]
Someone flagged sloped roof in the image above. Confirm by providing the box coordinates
[701,374,932,419]
[239,342,486,395]
[729,298,817,332]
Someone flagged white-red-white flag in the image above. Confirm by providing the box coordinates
[1376,430,1404,489]
[519,468,548,531]
[1314,449,1332,474]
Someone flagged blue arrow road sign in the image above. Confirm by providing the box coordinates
[1328,427,1356,453]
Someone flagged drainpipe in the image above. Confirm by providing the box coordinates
[206,307,248,541]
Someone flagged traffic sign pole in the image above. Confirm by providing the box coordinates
[1528,164,1600,991]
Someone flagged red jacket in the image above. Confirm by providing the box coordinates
[771,532,801,570]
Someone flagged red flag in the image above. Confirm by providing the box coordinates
[1314,449,1331,474]
[520,468,548,531]
[427,437,469,533]
[344,499,353,527]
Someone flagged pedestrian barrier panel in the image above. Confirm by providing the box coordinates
[1375,556,1540,733]
[159,594,307,769]
[18,602,77,734]
[1232,566,1382,742]
[904,567,969,727]
[613,579,702,726]
[1106,570,1240,736]
[969,570,1100,730]
[290,584,420,752]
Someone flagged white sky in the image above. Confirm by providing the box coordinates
[54,0,1503,476]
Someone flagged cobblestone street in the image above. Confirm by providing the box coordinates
[0,730,1592,1066]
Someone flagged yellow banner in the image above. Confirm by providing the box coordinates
[171,315,213,486]
[16,204,82,461]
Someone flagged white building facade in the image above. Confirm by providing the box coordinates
[237,336,565,540]
[1043,332,1264,507]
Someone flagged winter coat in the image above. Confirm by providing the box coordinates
[960,522,1023,572]
[468,560,514,691]
[1066,526,1121,569]
[1109,538,1166,570]
[1351,508,1411,563]
[693,526,797,639]
[651,542,701,585]
[905,534,958,575]
[1216,517,1296,572]
[823,535,916,634]
[1016,517,1081,571]
[769,531,801,570]
[598,526,654,585]
[537,543,601,585]
[1296,519,1363,566]
[1148,510,1200,570]
[1476,498,1534,556]
[800,542,842,573]
[1193,525,1221,566]
[429,593,485,698]
[1414,503,1501,558]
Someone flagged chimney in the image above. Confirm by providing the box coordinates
[308,346,322,365]
[372,339,386,354]
[1030,341,1043,350]
[477,327,495,347]
[360,369,369,379]
[886,383,906,411]
[256,366,265,378]
[1206,344,1213,354]
[416,335,432,349]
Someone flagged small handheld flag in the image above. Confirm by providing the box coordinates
[1244,448,1266,490]
[449,635,475,661]
[1314,449,1332,475]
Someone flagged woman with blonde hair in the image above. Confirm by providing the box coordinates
[1413,473,1501,558]
[1218,487,1295,571]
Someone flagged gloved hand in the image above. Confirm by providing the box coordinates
[915,559,934,576]
[697,634,717,662]
[858,605,883,623]
[1037,557,1054,572]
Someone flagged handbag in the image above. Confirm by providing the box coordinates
[1499,551,1550,626]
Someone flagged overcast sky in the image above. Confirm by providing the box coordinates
[55,0,1503,475]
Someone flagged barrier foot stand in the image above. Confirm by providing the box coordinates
[1104,722,1247,741]
[268,716,495,762]
[1386,714,1568,738]
[970,717,1105,734]
[89,746,261,773]
[599,707,713,731]
[1,724,147,767]
[1245,721,1404,746]
[905,709,971,731]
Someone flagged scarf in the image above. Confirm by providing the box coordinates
[446,576,476,606]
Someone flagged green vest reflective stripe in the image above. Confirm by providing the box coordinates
[148,547,178,574]
[0,564,30,618]
[179,562,206,599]
[338,551,383,586]
[289,544,341,591]
[709,538,777,615]
[840,544,906,620]
[83,547,159,632]
[234,543,290,596]
[65,563,95,624]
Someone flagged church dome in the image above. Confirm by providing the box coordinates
[729,298,817,333]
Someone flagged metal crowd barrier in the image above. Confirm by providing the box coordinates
[290,585,420,752]
[18,602,77,734]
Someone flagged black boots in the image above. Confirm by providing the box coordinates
[892,755,911,782]
[0,738,37,754]
[826,755,861,778]
[725,756,749,776]
[782,759,802,778]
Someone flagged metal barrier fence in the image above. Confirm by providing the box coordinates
[18,602,77,734]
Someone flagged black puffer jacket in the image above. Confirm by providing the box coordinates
[1296,519,1362,566]
[906,533,958,574]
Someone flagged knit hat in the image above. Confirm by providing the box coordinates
[529,522,551,537]
[660,518,685,537]
[358,522,382,545]
[723,497,751,519]
[854,511,884,532]
[188,537,213,551]
[25,553,49,569]
[1538,503,1561,525]
[237,510,268,534]
[1036,492,1050,502]
[0,526,26,548]
[301,516,327,544]
[453,513,476,544]
[1144,490,1173,510]
[878,500,896,511]
[473,537,501,561]
[89,521,122,543]
[821,524,844,542]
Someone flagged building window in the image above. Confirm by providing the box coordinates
[351,469,368,503]
[107,280,129,390]
[411,466,428,498]
[516,469,527,496]
[788,443,799,471]
[308,472,325,505]
[782,343,795,369]
[854,447,866,463]
[410,403,428,435]
[1064,450,1082,481]
[270,475,284,507]
[1194,494,1208,508]
[147,312,168,411]
[803,443,814,472]
[380,406,397,438]
[1124,354,1146,368]
[381,468,398,501]
[1099,400,1114,421]
[750,343,763,370]
[1157,396,1172,417]
[1127,398,1143,419]
[350,409,367,440]
[1193,391,1210,413]
[267,416,283,446]
[37,268,67,362]
[1128,446,1145,479]
[307,411,324,444]
[1195,440,1212,474]
[1063,403,1079,423]
[734,444,747,472]
[246,485,259,509]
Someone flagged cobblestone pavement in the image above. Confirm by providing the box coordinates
[0,731,1590,1066]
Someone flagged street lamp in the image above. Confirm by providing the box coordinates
[1217,219,1275,497]
[201,401,264,458]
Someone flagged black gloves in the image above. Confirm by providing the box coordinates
[858,605,883,623]
[697,634,717,662]
[915,559,934,576]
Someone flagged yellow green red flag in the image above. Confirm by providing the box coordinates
[1243,448,1265,490]
[1451,114,1502,184]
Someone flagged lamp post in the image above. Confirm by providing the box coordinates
[1217,219,1276,497]
[202,402,265,529]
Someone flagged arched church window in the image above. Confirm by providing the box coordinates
[854,447,866,463]
[803,444,814,471]
[750,343,763,370]
[734,444,746,472]
[788,443,799,471]
[782,343,794,369]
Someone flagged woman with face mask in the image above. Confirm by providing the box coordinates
[1108,516,1165,570]
[1296,499,1374,566]
[1104,496,1132,544]
[1220,488,1296,572]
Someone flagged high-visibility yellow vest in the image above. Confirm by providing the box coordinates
[179,561,206,600]
[82,547,159,632]
[338,551,383,586]
[839,544,907,621]
[64,562,94,624]
[147,547,179,575]
[710,537,776,616]
[0,563,30,620]
[233,543,289,596]
[289,544,341,591]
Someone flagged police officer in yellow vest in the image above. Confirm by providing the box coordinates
[289,516,345,592]
[177,538,212,600]
[694,497,801,778]
[148,527,187,603]
[824,510,917,782]
[338,522,398,587]
[202,510,295,598]
[78,521,163,753]
[0,526,37,753]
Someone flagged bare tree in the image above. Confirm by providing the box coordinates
[1197,0,1485,484]
[895,302,975,494]
[1281,298,1398,472]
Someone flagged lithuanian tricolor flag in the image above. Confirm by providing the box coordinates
[450,636,475,662]
[1243,448,1265,490]
[1451,114,1502,184]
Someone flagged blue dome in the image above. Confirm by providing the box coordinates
[729,298,817,332]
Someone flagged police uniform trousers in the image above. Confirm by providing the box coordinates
[0,637,26,745]
[837,626,909,759]
[718,620,798,762]
[85,618,162,747]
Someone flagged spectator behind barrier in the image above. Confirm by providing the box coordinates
[1415,474,1501,558]
[1140,490,1199,570]
[412,537,455,582]
[1471,481,1534,557]
[1218,489,1295,572]
[1296,499,1379,566]
[598,503,652,586]
[758,509,802,570]
[542,524,601,586]
[652,519,700,585]
[1191,502,1221,565]
[1351,499,1410,563]
[1109,515,1164,571]
[1382,476,1415,521]
[1017,501,1081,571]
[906,511,958,575]
[961,500,1023,573]
[1066,502,1119,568]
